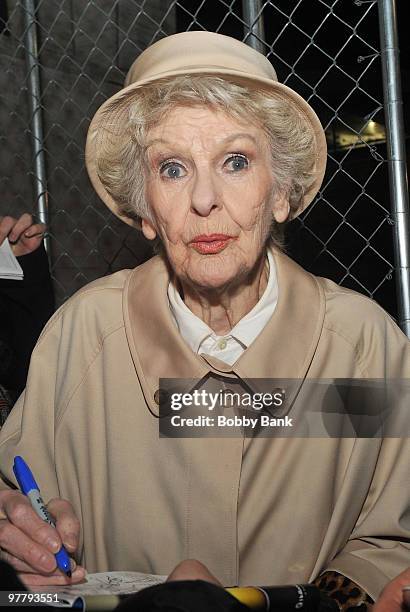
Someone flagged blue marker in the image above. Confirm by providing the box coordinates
[13,456,72,577]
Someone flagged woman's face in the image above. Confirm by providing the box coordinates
[142,105,289,290]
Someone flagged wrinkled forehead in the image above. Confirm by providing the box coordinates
[145,104,268,155]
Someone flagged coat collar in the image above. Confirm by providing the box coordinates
[123,247,325,417]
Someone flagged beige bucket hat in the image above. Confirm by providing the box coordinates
[85,31,327,228]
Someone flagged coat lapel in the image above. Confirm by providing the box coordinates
[124,248,325,417]
[123,254,210,416]
[234,249,325,378]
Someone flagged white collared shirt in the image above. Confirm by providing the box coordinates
[168,250,278,366]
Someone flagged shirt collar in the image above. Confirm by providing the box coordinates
[167,250,278,353]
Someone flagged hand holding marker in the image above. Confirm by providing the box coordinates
[13,456,72,577]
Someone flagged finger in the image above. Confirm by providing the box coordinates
[12,230,45,256]
[23,222,47,239]
[403,587,410,608]
[1,491,63,554]
[0,519,57,574]
[0,549,77,574]
[16,231,45,256]
[19,565,86,587]
[0,216,16,245]
[1,553,76,577]
[47,498,81,553]
[8,213,33,242]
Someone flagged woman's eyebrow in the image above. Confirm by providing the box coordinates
[219,133,258,145]
[145,138,172,150]
[145,133,258,150]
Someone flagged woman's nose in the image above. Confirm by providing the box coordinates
[190,168,222,216]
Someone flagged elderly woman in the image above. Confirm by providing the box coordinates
[0,32,408,609]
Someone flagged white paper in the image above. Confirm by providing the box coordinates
[33,571,167,607]
[0,239,24,280]
[59,571,166,596]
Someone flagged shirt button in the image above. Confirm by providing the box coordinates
[154,389,169,405]
[217,339,227,350]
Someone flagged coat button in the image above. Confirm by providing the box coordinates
[154,389,169,405]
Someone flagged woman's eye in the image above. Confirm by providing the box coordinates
[225,155,249,172]
[160,162,186,179]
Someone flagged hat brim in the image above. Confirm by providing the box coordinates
[85,67,327,229]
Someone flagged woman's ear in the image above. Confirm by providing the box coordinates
[272,194,290,224]
[141,217,157,240]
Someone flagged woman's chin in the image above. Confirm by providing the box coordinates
[170,249,252,291]
[184,266,244,291]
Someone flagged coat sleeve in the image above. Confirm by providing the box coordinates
[323,309,410,600]
[324,438,410,600]
[0,296,98,568]
[0,288,103,506]
[0,309,63,500]
[0,277,126,569]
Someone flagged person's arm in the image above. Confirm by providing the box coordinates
[0,298,85,586]
[0,214,54,394]
[0,244,55,393]
[314,312,410,607]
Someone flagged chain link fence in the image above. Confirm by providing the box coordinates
[0,0,403,317]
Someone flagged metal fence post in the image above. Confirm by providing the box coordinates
[242,0,265,52]
[23,0,50,254]
[1,1,401,308]
[378,0,410,336]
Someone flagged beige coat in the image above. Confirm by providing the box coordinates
[0,248,409,599]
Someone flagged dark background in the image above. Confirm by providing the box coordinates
[176,0,409,320]
[0,0,408,319]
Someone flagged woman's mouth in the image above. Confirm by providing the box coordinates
[189,234,235,254]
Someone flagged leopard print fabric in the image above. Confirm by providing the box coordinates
[313,571,374,611]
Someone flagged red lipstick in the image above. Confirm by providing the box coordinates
[190,234,235,254]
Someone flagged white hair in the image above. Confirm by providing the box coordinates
[96,75,317,247]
